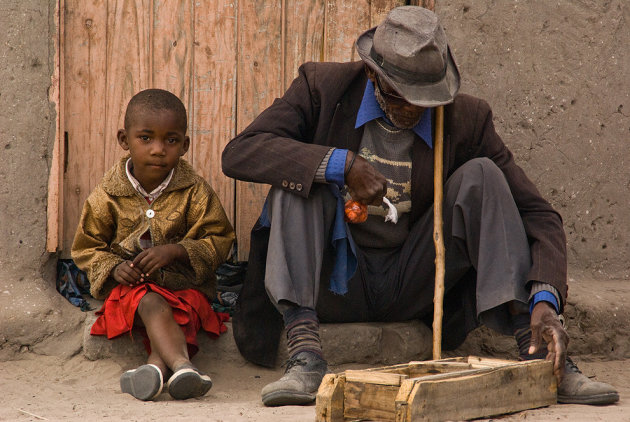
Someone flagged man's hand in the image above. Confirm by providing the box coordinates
[529,301,569,382]
[132,244,189,281]
[345,152,387,205]
[111,260,143,286]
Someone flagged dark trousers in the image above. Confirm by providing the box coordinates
[264,158,531,348]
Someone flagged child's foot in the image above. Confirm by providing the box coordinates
[120,364,163,401]
[167,364,212,400]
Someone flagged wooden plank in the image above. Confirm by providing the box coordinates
[316,374,346,422]
[323,0,370,62]
[102,0,152,173]
[62,0,109,253]
[191,0,237,225]
[344,380,399,421]
[47,0,64,252]
[394,379,417,422]
[283,0,325,89]
[235,0,283,258]
[369,0,407,27]
[345,370,408,386]
[407,360,556,421]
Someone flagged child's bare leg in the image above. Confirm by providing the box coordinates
[137,292,190,371]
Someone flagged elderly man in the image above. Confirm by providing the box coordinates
[222,6,618,407]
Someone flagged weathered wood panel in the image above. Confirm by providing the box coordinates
[191,0,237,222]
[62,0,109,253]
[235,0,283,256]
[102,0,152,173]
[59,0,414,257]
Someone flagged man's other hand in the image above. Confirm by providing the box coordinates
[345,152,387,205]
[529,301,569,382]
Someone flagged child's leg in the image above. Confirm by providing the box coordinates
[137,292,190,371]
[137,291,212,399]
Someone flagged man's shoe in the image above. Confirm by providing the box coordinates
[557,358,619,405]
[120,364,163,401]
[261,351,328,406]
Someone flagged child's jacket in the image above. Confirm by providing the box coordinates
[72,157,235,300]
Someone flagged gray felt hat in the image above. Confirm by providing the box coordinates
[356,6,460,107]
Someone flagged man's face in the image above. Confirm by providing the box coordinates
[369,70,426,129]
[117,108,189,192]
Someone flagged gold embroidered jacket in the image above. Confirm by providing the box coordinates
[71,157,235,300]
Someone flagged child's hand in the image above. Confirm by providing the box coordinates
[132,244,188,280]
[111,260,144,286]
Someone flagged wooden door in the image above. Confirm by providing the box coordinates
[50,0,413,259]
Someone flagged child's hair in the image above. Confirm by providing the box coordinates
[124,89,188,132]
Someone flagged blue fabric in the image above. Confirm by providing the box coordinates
[355,79,433,148]
[328,184,357,295]
[529,291,559,314]
[257,186,357,295]
[325,148,348,189]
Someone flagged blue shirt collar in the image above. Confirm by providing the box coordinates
[355,79,433,148]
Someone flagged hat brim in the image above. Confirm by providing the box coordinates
[356,27,460,107]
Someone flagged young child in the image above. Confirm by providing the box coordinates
[72,89,235,401]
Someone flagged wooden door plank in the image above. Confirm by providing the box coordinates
[191,0,237,225]
[369,0,407,27]
[235,0,283,258]
[283,0,325,89]
[62,0,109,253]
[47,0,64,252]
[323,0,370,62]
[102,0,152,175]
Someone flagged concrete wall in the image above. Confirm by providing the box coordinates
[0,0,628,358]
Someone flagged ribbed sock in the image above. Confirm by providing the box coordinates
[283,306,323,359]
[511,313,548,360]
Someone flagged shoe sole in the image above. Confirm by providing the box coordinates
[262,390,316,407]
[167,367,213,400]
[558,392,620,405]
[120,364,163,401]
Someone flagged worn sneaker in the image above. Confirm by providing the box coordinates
[120,364,163,401]
[557,357,619,405]
[167,364,213,400]
[261,351,328,406]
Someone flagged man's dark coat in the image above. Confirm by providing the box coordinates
[222,61,567,368]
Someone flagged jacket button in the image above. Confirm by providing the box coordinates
[146,209,155,218]
[296,183,303,191]
[289,182,295,189]
[282,180,289,188]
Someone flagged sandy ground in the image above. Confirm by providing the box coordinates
[0,352,627,422]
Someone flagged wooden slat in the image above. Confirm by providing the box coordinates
[191,0,238,224]
[323,0,370,62]
[102,0,152,172]
[47,0,64,252]
[316,374,346,422]
[345,370,408,386]
[407,360,556,421]
[62,0,109,253]
[283,0,325,89]
[151,0,193,120]
[344,381,399,421]
[235,0,283,258]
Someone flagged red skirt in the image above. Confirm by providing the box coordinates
[90,283,228,357]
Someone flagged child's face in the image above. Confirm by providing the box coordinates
[117,109,190,192]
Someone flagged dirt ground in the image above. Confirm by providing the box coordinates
[0,352,627,421]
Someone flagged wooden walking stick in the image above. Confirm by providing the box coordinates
[418,0,445,361]
[432,105,445,360]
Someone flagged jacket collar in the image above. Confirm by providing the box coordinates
[101,156,196,197]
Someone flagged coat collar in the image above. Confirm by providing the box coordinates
[101,156,196,197]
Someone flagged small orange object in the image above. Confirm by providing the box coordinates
[344,200,368,223]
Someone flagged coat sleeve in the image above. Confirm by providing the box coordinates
[470,98,568,308]
[222,62,332,198]
[71,191,124,300]
[177,180,235,287]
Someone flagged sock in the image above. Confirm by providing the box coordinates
[283,307,323,359]
[511,313,548,360]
